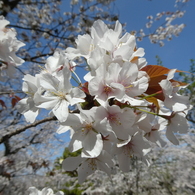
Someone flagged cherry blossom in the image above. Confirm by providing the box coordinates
[14,19,192,184]
[87,62,149,106]
[0,16,25,80]
[28,187,64,195]
[66,19,147,71]
[44,49,76,76]
[59,106,113,158]
[62,150,114,184]
[34,67,85,122]
[115,132,151,172]
[17,74,41,123]
[160,110,190,145]
[159,69,191,112]
[95,105,137,140]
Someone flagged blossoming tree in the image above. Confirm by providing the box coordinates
[0,0,194,194]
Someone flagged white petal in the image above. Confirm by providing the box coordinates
[68,88,85,105]
[62,156,82,171]
[52,100,69,122]
[166,128,179,145]
[61,113,82,128]
[96,160,111,175]
[57,125,71,134]
[167,69,177,80]
[17,98,29,113]
[69,132,83,152]
[28,187,40,195]
[42,188,54,195]
[82,133,103,158]
[159,79,173,96]
[23,108,39,123]
[35,95,59,110]
[40,73,59,91]
[59,67,72,91]
[117,150,131,172]
[98,151,114,168]
[78,159,95,184]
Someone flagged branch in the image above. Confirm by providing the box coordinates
[22,52,54,64]
[9,24,72,40]
[9,129,44,155]
[0,116,57,144]
[0,90,23,95]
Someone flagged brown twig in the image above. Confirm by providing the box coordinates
[0,116,57,144]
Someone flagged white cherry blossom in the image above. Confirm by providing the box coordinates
[115,132,151,172]
[95,105,137,140]
[159,69,190,112]
[163,111,189,145]
[17,74,41,123]
[61,106,113,158]
[88,62,149,106]
[34,67,85,122]
[62,150,114,184]
[66,19,147,70]
[28,187,64,195]
[44,49,76,76]
[14,19,192,185]
[0,16,25,80]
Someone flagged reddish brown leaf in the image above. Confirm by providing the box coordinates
[14,95,21,101]
[143,65,187,100]
[141,65,171,78]
[141,65,188,79]
[145,87,165,101]
[0,99,6,109]
[11,98,18,108]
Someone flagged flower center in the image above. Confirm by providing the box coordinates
[87,159,96,170]
[107,114,121,125]
[51,91,67,100]
[103,85,112,95]
[123,142,134,158]
[82,123,93,135]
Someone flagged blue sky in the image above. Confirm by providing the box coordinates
[114,0,195,71]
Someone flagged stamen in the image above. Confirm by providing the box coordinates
[82,123,93,134]
[51,91,67,100]
[103,85,112,95]
[123,143,133,158]
[108,114,121,125]
[89,44,95,52]
[125,84,133,89]
[87,159,96,170]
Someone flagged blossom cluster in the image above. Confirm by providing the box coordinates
[0,16,25,81]
[137,10,186,46]
[28,187,64,195]
[17,20,191,184]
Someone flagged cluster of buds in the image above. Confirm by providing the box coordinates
[17,20,191,184]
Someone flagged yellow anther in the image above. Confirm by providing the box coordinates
[50,91,65,99]
[125,84,133,89]
[89,44,95,52]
